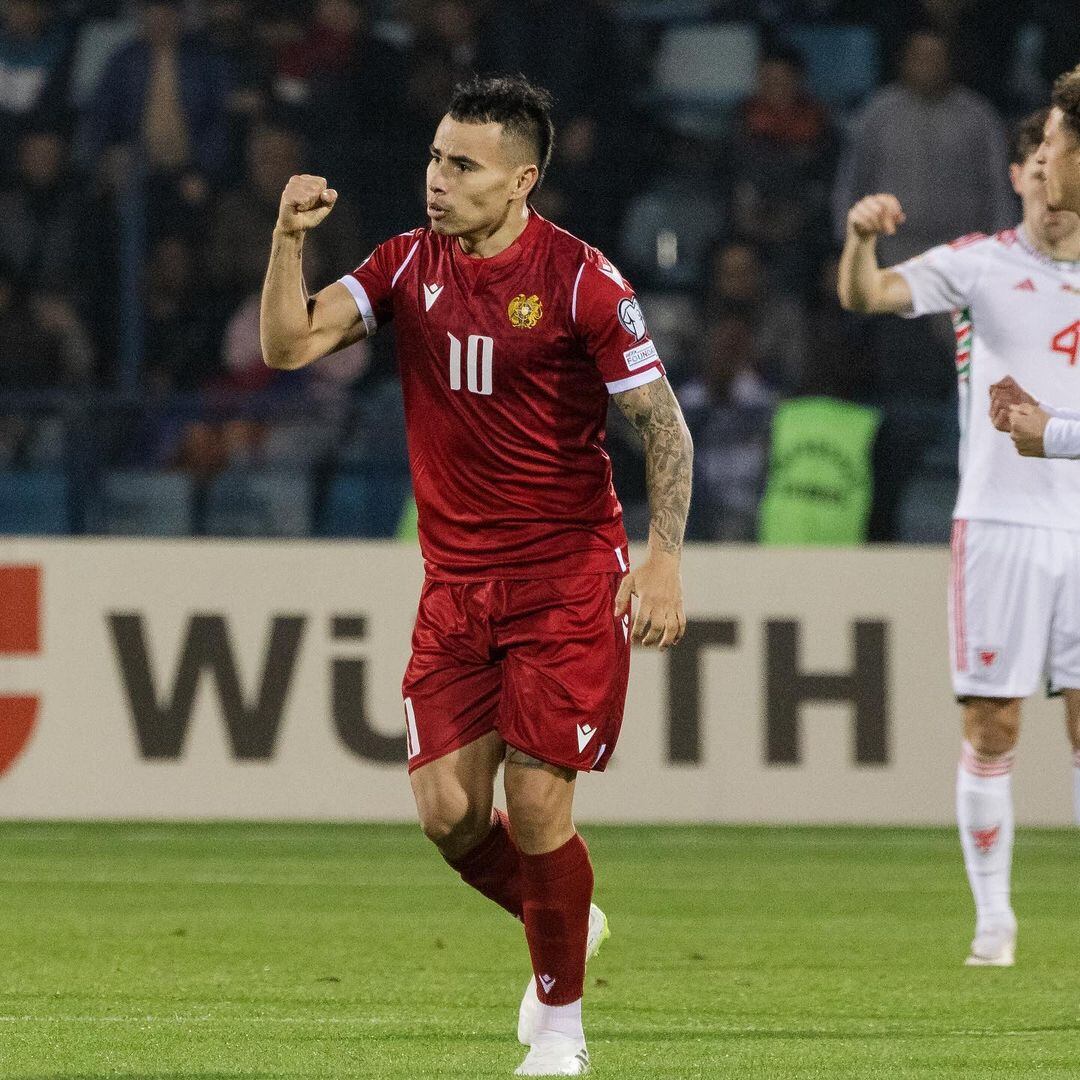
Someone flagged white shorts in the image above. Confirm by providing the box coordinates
[949,519,1080,698]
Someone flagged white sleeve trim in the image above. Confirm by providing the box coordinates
[606,366,664,395]
[391,239,421,288]
[1043,416,1080,459]
[570,261,586,324]
[1039,401,1080,423]
[337,274,378,334]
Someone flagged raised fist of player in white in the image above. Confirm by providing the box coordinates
[989,375,1038,432]
[1008,403,1051,457]
[847,193,906,239]
[277,174,338,236]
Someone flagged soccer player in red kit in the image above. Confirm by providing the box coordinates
[259,76,694,1076]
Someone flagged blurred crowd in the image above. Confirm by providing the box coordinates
[1,0,1077,539]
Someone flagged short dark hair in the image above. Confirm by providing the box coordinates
[1010,107,1050,166]
[447,75,555,187]
[1052,64,1080,143]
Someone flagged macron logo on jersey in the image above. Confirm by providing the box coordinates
[577,723,597,753]
[424,283,444,311]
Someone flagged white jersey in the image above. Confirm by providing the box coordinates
[895,226,1080,530]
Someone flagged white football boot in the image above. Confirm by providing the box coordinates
[518,903,610,1046]
[965,920,1017,967]
[514,1033,590,1076]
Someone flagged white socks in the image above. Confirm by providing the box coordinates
[534,998,584,1042]
[957,740,1015,933]
[1073,748,1080,826]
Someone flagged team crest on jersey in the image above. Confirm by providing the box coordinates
[508,293,543,329]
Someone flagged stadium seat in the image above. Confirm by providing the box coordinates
[651,23,760,109]
[317,467,411,538]
[781,25,880,110]
[620,185,724,289]
[92,471,194,536]
[203,469,313,537]
[0,470,71,535]
[894,474,958,543]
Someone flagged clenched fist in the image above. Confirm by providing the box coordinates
[988,375,1037,432]
[277,174,338,236]
[847,193,906,240]
[1008,403,1050,457]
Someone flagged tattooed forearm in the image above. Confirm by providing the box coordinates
[613,377,693,555]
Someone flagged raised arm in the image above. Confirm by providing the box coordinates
[837,194,916,315]
[260,174,367,371]
[611,376,693,649]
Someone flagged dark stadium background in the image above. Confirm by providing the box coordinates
[2,0,1075,542]
[5,6,1080,1078]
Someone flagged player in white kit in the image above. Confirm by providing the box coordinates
[837,110,1080,967]
[992,68,1080,460]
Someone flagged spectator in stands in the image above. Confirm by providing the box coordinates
[870,0,1026,115]
[0,128,92,309]
[205,0,275,171]
[0,262,93,391]
[0,1,72,177]
[730,47,836,293]
[410,0,478,74]
[265,0,369,109]
[400,3,478,143]
[168,286,368,477]
[142,235,219,393]
[800,249,873,404]
[832,29,1014,265]
[79,0,229,231]
[303,1,408,225]
[206,118,363,310]
[702,239,808,391]
[680,305,775,541]
[735,46,831,165]
[832,29,1016,406]
[0,258,94,465]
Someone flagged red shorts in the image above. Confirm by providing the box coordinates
[402,573,630,774]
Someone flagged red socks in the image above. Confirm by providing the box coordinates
[520,833,594,1007]
[447,817,594,1007]
[446,808,523,920]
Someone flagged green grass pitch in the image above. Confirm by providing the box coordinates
[0,823,1077,1078]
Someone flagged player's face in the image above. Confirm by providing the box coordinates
[1035,108,1080,215]
[426,116,533,238]
[1012,148,1080,245]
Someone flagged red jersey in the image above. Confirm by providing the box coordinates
[338,211,666,580]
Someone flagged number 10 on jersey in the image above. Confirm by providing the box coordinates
[448,332,493,395]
